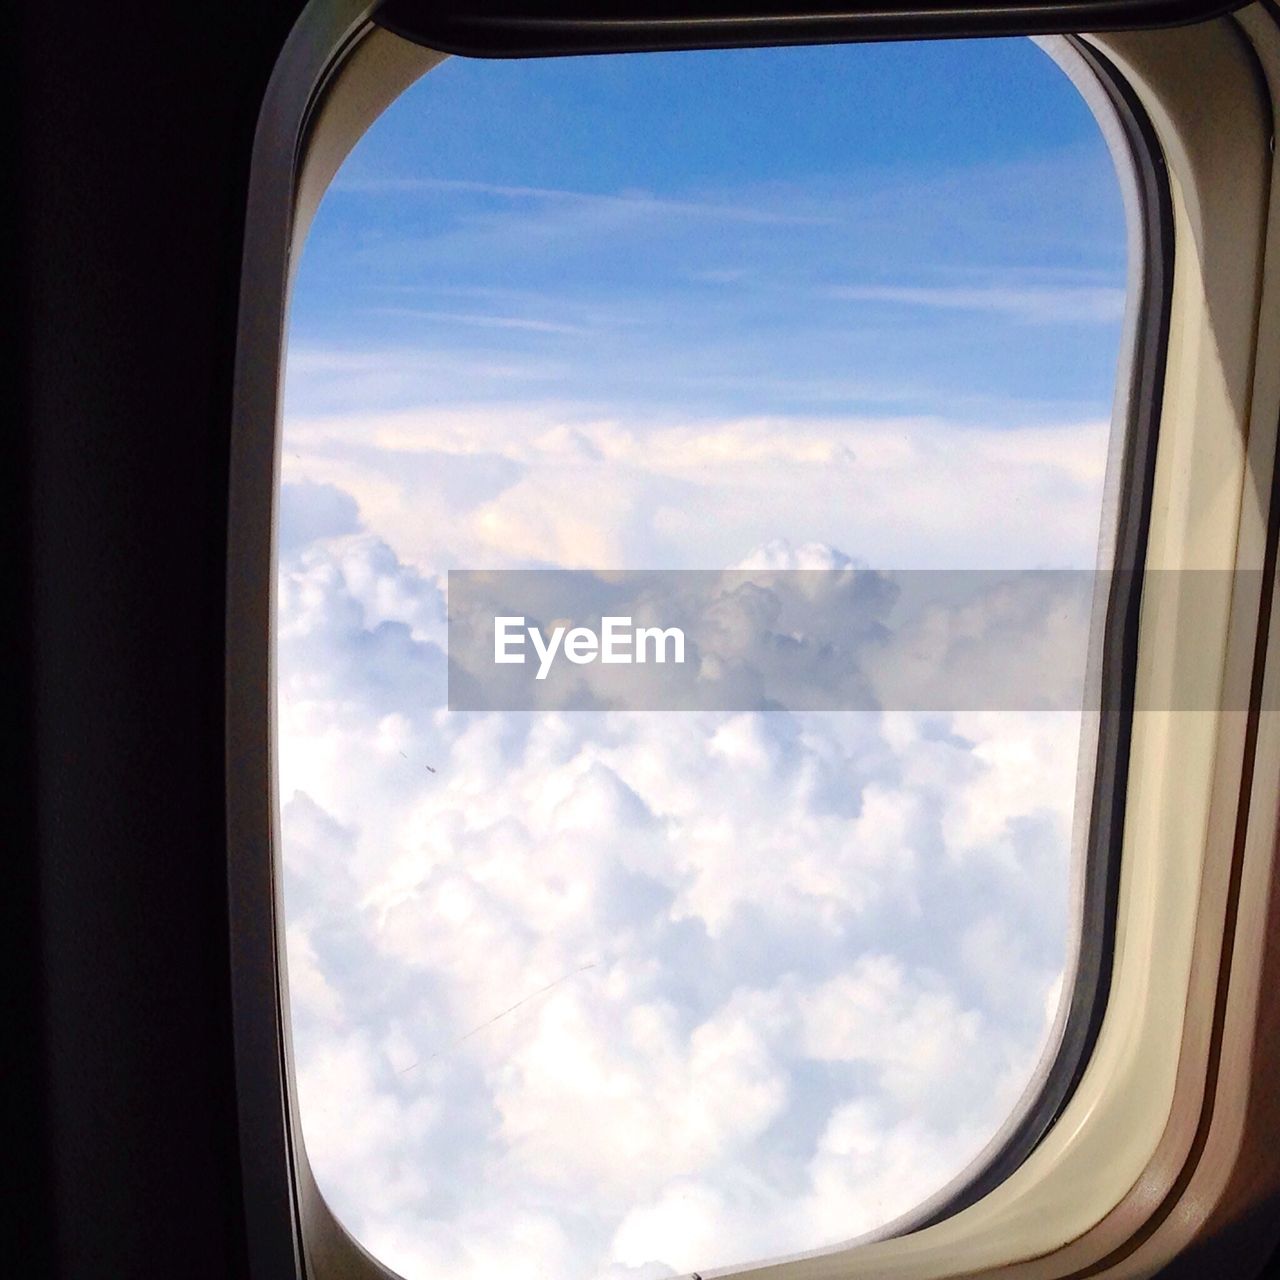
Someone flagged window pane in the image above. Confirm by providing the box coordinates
[279,37,1128,1280]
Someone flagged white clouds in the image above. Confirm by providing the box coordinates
[295,1027,440,1224]
[278,481,362,555]
[826,282,1126,325]
[277,508,1083,1279]
[333,173,839,227]
[798,1099,992,1247]
[735,541,863,572]
[798,958,984,1118]
[941,711,1082,860]
[281,402,1110,573]
[488,982,789,1203]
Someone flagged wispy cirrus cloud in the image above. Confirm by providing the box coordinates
[364,307,592,336]
[825,282,1126,325]
[333,174,838,227]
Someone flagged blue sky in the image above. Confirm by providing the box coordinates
[279,37,1127,1280]
[288,39,1124,428]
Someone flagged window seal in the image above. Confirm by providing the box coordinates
[874,34,1175,1238]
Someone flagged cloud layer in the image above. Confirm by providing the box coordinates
[279,506,1082,1280]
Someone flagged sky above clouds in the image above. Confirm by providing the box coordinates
[278,36,1126,1280]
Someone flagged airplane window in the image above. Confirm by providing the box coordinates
[277,37,1131,1280]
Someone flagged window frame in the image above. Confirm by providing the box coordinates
[225,3,1280,1277]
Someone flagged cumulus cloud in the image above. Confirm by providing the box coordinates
[277,504,1080,1280]
[280,404,1110,574]
[278,481,363,555]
